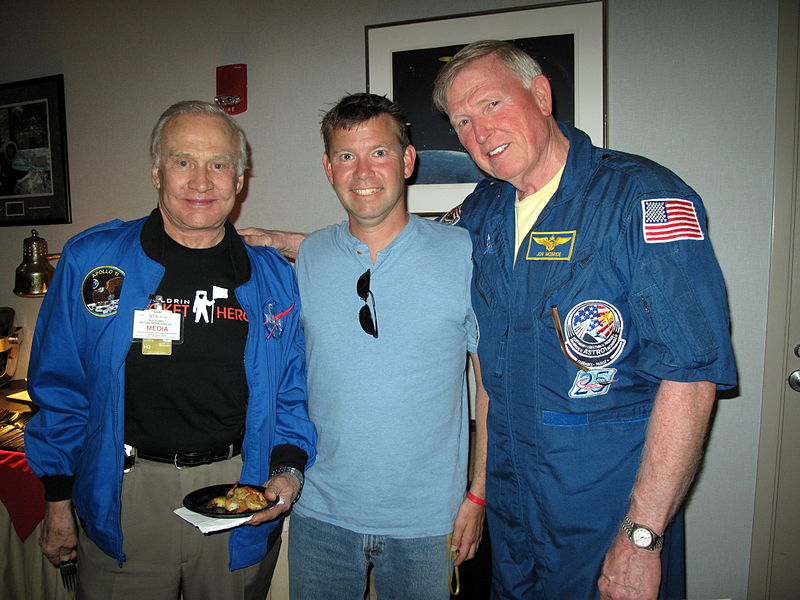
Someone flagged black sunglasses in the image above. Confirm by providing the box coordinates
[356,269,378,338]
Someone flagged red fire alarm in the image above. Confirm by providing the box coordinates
[215,64,247,115]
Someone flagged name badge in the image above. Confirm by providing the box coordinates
[132,308,182,341]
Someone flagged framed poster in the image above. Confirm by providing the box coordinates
[0,74,71,226]
[366,1,605,214]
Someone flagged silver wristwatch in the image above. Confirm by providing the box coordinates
[621,516,664,551]
[270,466,304,503]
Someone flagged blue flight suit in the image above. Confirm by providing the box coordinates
[448,123,737,599]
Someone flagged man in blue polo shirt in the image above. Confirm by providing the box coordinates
[287,93,488,600]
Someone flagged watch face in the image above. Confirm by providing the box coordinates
[632,527,654,548]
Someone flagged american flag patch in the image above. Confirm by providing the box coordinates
[641,198,704,243]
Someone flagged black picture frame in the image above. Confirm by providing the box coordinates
[366,0,605,214]
[0,74,71,226]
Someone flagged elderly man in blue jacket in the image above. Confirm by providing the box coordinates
[25,100,316,600]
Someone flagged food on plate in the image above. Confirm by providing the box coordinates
[205,483,270,513]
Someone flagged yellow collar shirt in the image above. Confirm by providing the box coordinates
[514,164,566,262]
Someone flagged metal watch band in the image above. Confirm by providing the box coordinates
[621,516,664,551]
[269,466,304,503]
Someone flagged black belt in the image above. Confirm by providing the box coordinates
[125,439,242,469]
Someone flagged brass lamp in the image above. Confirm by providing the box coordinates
[13,229,60,297]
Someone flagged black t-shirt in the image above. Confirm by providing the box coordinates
[124,232,249,454]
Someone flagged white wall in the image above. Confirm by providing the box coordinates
[0,1,777,597]
[609,2,776,595]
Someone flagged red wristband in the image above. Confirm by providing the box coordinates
[466,491,486,507]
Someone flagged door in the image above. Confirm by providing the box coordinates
[749,1,800,597]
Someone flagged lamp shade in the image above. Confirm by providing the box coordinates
[14,229,56,298]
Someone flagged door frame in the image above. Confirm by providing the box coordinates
[748,0,800,596]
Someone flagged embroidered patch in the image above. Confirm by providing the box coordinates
[439,204,462,226]
[563,300,626,368]
[526,231,576,260]
[642,198,704,243]
[81,266,125,317]
[568,367,618,398]
[264,301,294,340]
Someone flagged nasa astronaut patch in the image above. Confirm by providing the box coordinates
[82,266,125,317]
[563,300,626,368]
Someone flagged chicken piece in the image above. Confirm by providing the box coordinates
[205,484,270,513]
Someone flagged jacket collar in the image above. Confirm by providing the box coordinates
[551,122,594,208]
[139,208,251,285]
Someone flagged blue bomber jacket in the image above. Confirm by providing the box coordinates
[25,210,316,570]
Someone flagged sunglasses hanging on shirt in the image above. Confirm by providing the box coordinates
[356,269,378,338]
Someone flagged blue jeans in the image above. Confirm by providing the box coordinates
[288,513,452,600]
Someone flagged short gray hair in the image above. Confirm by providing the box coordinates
[149,100,249,176]
[432,40,543,114]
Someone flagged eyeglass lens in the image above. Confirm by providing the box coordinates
[357,269,378,338]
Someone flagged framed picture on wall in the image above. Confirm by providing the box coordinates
[0,74,71,226]
[366,0,605,215]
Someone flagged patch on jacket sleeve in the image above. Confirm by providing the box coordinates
[642,198,704,243]
[82,266,125,316]
[439,204,462,226]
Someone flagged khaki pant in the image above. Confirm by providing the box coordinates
[76,455,279,600]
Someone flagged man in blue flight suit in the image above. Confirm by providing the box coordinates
[431,40,737,599]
